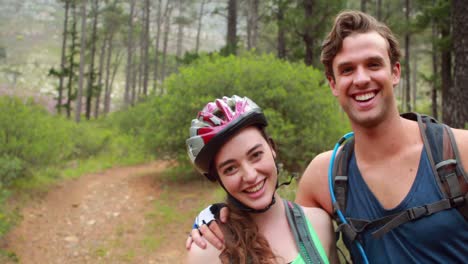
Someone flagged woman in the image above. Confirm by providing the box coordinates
[186,95,338,264]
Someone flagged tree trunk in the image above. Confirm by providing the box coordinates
[142,0,150,96]
[153,0,163,94]
[75,0,87,123]
[361,0,367,13]
[412,52,417,110]
[108,49,123,110]
[58,0,70,114]
[441,23,453,124]
[137,4,145,98]
[161,3,173,83]
[251,0,259,49]
[94,35,107,118]
[66,3,78,119]
[131,58,137,105]
[246,0,259,50]
[431,24,438,119]
[195,0,207,53]
[124,0,135,106]
[450,0,468,127]
[276,0,287,59]
[104,34,114,114]
[404,0,411,112]
[86,0,99,120]
[176,0,185,59]
[376,0,382,21]
[226,0,237,55]
[303,0,315,66]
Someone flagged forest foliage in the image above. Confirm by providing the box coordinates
[109,53,350,172]
[0,54,350,239]
[0,96,147,188]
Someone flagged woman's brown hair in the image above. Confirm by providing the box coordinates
[209,126,279,263]
[321,10,402,79]
[219,202,277,263]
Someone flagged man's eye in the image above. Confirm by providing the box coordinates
[341,67,353,74]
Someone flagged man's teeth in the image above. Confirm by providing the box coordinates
[245,181,264,193]
[355,92,375,101]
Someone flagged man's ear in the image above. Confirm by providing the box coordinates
[392,62,401,87]
[327,75,338,96]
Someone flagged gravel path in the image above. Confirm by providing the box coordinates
[3,161,213,264]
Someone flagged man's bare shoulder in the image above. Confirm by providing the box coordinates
[302,206,332,227]
[296,151,333,213]
[186,237,222,264]
[451,127,468,169]
[302,206,339,264]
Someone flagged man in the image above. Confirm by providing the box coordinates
[188,10,468,263]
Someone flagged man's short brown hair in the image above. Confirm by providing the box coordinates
[321,10,401,79]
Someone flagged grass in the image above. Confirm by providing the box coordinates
[11,151,150,195]
[93,247,107,258]
[0,249,19,263]
[143,176,224,253]
[0,148,151,262]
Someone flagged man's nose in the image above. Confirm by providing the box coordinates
[353,66,370,87]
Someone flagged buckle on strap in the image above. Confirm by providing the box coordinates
[407,206,430,220]
[451,195,466,207]
[337,223,358,243]
[435,159,457,171]
[372,199,453,239]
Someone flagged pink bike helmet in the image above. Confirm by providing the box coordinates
[186,95,268,181]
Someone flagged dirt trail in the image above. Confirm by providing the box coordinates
[3,161,218,264]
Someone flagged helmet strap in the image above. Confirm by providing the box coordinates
[217,162,280,214]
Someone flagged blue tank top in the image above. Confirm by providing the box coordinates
[345,147,468,263]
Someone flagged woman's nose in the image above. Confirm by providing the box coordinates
[242,164,257,183]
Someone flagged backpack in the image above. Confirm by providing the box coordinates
[331,112,468,245]
[284,199,326,264]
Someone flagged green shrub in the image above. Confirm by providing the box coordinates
[0,97,75,170]
[0,97,141,186]
[112,53,350,174]
[0,188,12,240]
[0,155,27,187]
[70,123,112,159]
[159,53,349,172]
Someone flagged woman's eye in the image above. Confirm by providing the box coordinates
[223,165,236,175]
[251,151,263,160]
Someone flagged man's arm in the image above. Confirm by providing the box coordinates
[295,151,334,215]
[303,207,339,264]
[186,219,226,250]
[452,128,468,173]
[185,205,229,250]
[186,236,223,264]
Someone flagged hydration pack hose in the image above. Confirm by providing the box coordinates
[328,132,370,264]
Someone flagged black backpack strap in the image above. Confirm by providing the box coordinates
[332,113,467,242]
[425,121,468,220]
[332,138,354,215]
[401,113,467,219]
[331,139,357,243]
[284,200,324,264]
[370,199,454,238]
